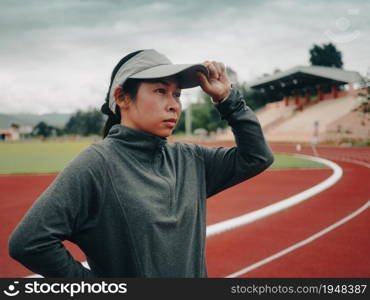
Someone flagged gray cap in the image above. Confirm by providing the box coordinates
[109,49,209,113]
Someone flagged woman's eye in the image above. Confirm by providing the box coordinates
[155,88,166,94]
[155,88,181,98]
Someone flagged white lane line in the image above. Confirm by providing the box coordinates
[332,157,370,169]
[268,168,329,171]
[206,154,343,237]
[25,154,341,278]
[226,200,370,278]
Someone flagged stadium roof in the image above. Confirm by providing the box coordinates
[247,66,364,99]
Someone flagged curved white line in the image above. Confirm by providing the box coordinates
[331,157,370,169]
[206,154,343,237]
[226,200,370,278]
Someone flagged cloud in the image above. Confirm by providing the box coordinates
[0,0,369,114]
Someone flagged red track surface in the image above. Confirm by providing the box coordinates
[207,144,370,277]
[0,174,85,277]
[0,144,369,277]
[207,168,332,225]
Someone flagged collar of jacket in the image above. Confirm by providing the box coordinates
[107,124,167,153]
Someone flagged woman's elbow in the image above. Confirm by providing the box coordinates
[8,231,28,261]
[256,150,274,173]
[8,236,20,260]
[265,151,275,168]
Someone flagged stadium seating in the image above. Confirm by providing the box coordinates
[264,95,364,142]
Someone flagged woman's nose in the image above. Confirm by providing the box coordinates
[167,96,181,112]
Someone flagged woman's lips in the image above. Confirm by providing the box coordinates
[164,119,177,128]
[164,118,177,123]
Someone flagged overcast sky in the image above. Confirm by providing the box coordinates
[1,0,369,114]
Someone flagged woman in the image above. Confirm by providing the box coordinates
[9,49,274,277]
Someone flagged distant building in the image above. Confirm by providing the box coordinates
[19,125,33,135]
[216,66,369,143]
[0,123,20,141]
[247,65,366,109]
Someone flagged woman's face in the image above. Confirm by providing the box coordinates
[119,76,182,137]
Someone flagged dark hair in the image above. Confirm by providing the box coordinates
[101,50,144,138]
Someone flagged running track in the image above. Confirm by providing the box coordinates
[0,144,369,277]
[208,144,369,277]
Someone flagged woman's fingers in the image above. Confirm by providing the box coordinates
[203,61,219,80]
[212,61,223,78]
[203,61,227,81]
[197,71,212,91]
[199,60,231,100]
[209,63,219,79]
[216,62,228,83]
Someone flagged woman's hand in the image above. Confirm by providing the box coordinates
[197,61,232,103]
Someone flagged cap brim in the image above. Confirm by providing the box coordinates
[129,64,209,89]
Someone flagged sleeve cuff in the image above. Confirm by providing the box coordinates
[215,87,248,120]
[211,84,233,105]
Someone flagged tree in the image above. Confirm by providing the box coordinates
[173,111,185,134]
[32,121,54,138]
[191,93,228,133]
[357,73,370,114]
[226,66,238,84]
[238,85,267,111]
[64,108,104,136]
[309,43,343,68]
[173,93,228,135]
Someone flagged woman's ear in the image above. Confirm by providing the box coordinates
[114,87,130,110]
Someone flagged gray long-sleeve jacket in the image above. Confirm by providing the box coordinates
[8,88,274,277]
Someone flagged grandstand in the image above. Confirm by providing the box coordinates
[263,94,364,142]
[216,65,368,143]
[255,102,297,130]
[325,103,370,141]
[250,65,367,143]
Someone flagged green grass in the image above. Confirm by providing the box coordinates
[270,153,326,169]
[0,141,91,174]
[0,142,326,175]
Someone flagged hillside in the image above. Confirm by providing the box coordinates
[0,113,72,128]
